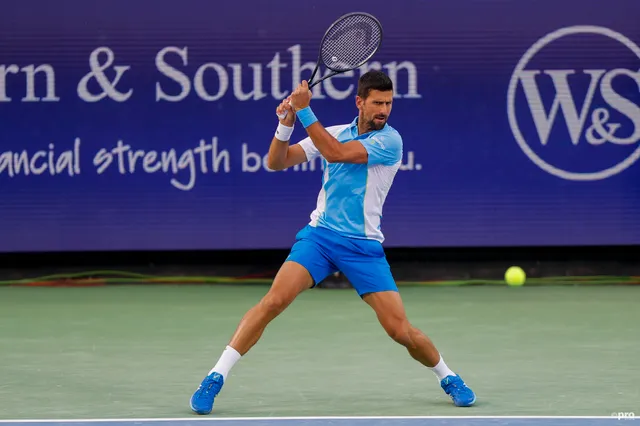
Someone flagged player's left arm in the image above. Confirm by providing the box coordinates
[303,122,402,166]
[303,122,368,164]
[290,80,402,165]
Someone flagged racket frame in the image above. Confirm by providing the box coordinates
[308,11,384,88]
[276,11,383,119]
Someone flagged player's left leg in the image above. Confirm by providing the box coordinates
[334,240,476,407]
[361,290,476,407]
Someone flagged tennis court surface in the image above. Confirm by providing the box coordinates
[1,285,638,423]
[0,416,633,426]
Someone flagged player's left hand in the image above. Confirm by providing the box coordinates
[290,80,312,111]
[276,95,296,127]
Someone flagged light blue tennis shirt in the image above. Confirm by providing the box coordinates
[296,116,403,243]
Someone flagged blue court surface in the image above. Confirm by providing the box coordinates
[0,417,632,426]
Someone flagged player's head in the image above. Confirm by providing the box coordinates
[355,70,394,131]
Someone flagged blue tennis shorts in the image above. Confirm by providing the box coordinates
[285,224,398,296]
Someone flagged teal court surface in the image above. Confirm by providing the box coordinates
[0,416,634,426]
[0,284,638,425]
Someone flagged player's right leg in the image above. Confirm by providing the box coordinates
[190,225,336,415]
[189,262,313,415]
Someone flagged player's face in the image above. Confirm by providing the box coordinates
[357,90,393,131]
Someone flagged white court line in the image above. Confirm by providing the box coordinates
[0,416,616,423]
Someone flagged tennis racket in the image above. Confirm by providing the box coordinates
[277,12,383,119]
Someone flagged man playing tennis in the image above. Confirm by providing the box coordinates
[190,70,476,414]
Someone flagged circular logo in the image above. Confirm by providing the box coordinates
[507,25,640,181]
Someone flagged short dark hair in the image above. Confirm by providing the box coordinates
[357,70,393,99]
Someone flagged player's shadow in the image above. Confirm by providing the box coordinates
[178,393,485,417]
[357,393,485,411]
[184,407,235,417]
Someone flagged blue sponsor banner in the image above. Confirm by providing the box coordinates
[1,0,639,252]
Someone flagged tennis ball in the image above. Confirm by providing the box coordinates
[505,266,526,286]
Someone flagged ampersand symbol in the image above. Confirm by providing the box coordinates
[585,108,619,145]
[77,47,133,102]
[586,107,639,146]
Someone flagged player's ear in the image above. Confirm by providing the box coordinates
[355,95,364,110]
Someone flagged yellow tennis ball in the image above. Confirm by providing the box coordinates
[505,266,526,286]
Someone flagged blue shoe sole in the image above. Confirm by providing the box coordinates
[454,394,476,407]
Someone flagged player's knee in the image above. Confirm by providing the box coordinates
[260,293,290,316]
[384,320,412,346]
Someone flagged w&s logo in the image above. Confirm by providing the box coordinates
[507,26,640,180]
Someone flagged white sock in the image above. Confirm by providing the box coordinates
[430,354,456,381]
[208,345,242,378]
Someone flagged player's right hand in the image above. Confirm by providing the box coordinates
[276,96,295,127]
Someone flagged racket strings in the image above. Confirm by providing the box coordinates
[321,15,382,71]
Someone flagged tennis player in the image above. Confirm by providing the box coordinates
[190,70,476,414]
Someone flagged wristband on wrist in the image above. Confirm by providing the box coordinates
[275,122,294,141]
[296,106,318,128]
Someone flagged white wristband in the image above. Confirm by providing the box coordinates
[275,122,294,142]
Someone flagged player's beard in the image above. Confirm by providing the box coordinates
[364,114,387,131]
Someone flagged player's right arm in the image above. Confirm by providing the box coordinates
[266,141,308,171]
[267,97,315,171]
